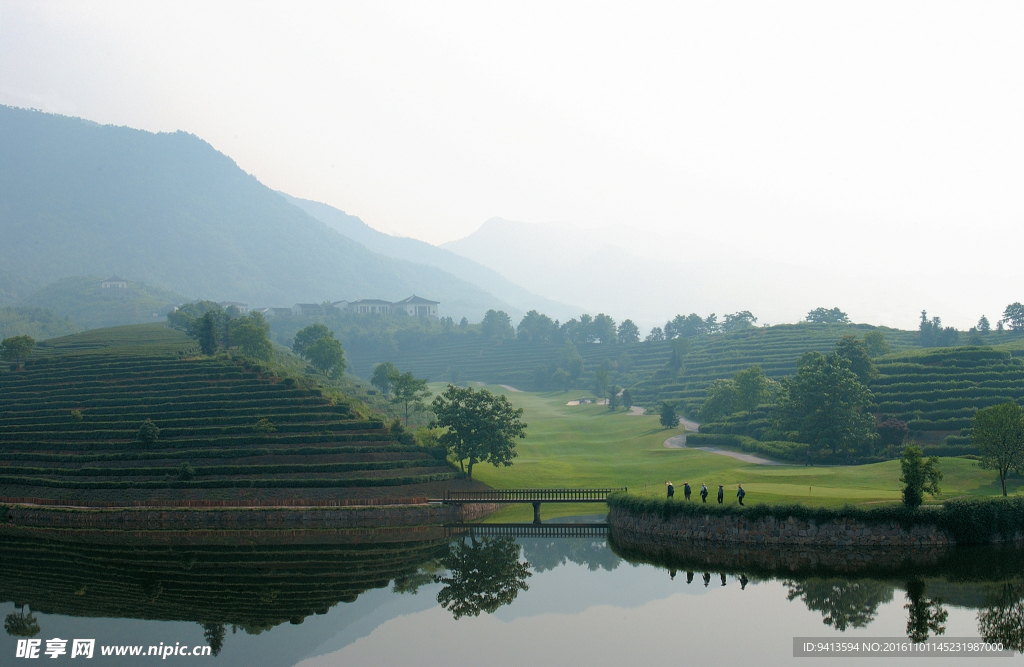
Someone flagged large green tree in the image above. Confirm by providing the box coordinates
[0,335,35,367]
[834,335,876,384]
[390,371,430,425]
[481,309,514,341]
[617,319,640,344]
[229,313,273,361]
[292,323,330,357]
[371,361,398,396]
[972,401,1024,496]
[1003,303,1024,330]
[805,307,849,324]
[733,365,774,412]
[774,352,875,457]
[430,385,527,479]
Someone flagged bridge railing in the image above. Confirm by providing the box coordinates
[442,488,626,502]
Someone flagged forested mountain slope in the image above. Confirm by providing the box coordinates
[0,105,513,321]
[282,194,579,321]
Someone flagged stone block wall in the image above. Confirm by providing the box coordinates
[608,506,952,548]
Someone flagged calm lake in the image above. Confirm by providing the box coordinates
[2,516,1021,666]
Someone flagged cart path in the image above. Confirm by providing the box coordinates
[663,432,783,465]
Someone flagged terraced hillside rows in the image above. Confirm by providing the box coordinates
[872,346,1024,446]
[0,325,456,502]
[632,324,921,415]
[346,324,923,406]
[0,526,448,633]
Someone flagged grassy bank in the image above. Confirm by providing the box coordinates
[444,385,1024,520]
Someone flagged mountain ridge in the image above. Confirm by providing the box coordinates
[0,105,518,321]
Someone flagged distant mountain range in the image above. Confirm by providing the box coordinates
[281,195,579,321]
[0,105,561,322]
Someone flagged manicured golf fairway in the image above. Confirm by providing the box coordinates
[430,384,1024,521]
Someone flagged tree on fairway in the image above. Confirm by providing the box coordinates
[434,537,532,619]
[372,361,398,396]
[972,401,1024,496]
[1003,303,1024,330]
[592,364,610,397]
[621,388,633,412]
[0,335,35,367]
[659,401,679,429]
[306,334,346,376]
[899,445,942,507]
[137,418,160,445]
[430,384,526,479]
[608,385,621,410]
[617,319,640,344]
[390,371,430,425]
[292,323,330,357]
[551,368,571,392]
[774,352,875,457]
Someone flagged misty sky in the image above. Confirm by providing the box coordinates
[1,2,1022,329]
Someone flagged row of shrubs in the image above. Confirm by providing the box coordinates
[2,443,436,462]
[685,433,808,461]
[2,431,392,451]
[607,493,1024,544]
[1,458,442,478]
[0,472,457,489]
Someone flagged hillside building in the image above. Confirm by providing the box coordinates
[348,299,394,315]
[292,303,325,317]
[100,276,128,289]
[392,295,440,318]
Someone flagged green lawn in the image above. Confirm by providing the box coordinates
[430,383,1024,521]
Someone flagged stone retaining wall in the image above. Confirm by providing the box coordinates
[608,506,952,548]
[2,502,500,531]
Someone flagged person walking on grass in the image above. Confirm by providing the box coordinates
[683,482,691,501]
[700,483,708,503]
[666,481,674,499]
[737,484,746,506]
[717,485,724,504]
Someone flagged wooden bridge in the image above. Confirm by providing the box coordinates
[432,487,625,523]
[446,523,609,538]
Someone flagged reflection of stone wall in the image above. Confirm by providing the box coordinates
[609,506,952,548]
[2,502,500,530]
[609,527,951,575]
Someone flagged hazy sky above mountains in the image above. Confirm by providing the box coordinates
[1,2,1022,329]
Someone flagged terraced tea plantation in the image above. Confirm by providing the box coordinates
[872,345,1024,447]
[0,325,455,502]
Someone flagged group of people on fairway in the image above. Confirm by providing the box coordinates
[666,481,745,505]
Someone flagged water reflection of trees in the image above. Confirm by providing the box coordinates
[4,605,40,638]
[903,580,947,643]
[785,579,894,631]
[519,538,620,573]
[608,535,1024,644]
[978,583,1024,651]
[434,537,532,620]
